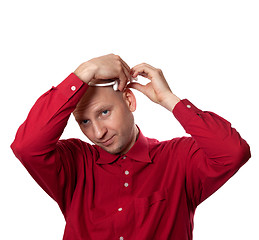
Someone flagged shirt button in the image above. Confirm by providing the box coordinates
[118,207,123,212]
[122,156,126,159]
[71,86,76,91]
[124,182,129,187]
[119,237,124,240]
[125,170,129,175]
[186,104,191,109]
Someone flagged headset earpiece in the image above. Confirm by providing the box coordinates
[113,80,119,91]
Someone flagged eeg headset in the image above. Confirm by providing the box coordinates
[88,79,119,91]
[88,77,138,91]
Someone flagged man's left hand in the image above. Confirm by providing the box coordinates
[128,63,180,111]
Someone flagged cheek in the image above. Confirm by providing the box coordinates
[108,110,131,131]
[112,112,134,136]
[80,126,94,141]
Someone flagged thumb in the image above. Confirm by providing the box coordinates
[127,82,147,95]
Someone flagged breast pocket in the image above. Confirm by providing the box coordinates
[134,188,168,231]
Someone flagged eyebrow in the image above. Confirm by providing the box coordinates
[75,104,113,121]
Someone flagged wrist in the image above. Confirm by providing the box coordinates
[74,62,97,84]
[160,92,181,112]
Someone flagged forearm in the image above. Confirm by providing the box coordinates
[174,99,251,206]
[11,53,131,159]
[173,99,251,166]
[11,73,88,159]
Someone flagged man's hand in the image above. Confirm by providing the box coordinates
[74,54,131,91]
[129,63,180,111]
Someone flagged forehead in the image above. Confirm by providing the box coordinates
[74,86,123,116]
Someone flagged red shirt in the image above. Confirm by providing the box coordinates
[11,73,251,240]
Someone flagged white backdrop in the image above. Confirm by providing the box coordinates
[1,0,258,239]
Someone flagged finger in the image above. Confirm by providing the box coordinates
[115,55,131,81]
[121,62,134,84]
[131,63,156,79]
[122,65,132,82]
[131,68,151,80]
[127,82,147,95]
[132,62,156,70]
[131,63,157,73]
[120,58,131,75]
[118,71,129,91]
[114,58,131,91]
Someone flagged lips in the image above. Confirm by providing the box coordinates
[99,136,115,147]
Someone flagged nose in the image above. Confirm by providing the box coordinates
[92,121,107,140]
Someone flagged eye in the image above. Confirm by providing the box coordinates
[102,110,109,115]
[100,110,111,119]
[81,119,89,125]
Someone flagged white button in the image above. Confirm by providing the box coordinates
[71,86,76,91]
[118,207,123,212]
[120,237,124,240]
[124,183,129,187]
[186,104,191,108]
[122,156,126,159]
[125,170,129,175]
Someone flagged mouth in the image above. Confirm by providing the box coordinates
[99,135,115,147]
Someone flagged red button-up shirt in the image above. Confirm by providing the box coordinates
[11,73,250,240]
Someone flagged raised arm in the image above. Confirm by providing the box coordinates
[11,54,131,215]
[129,63,251,206]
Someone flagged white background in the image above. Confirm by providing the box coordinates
[1,0,258,239]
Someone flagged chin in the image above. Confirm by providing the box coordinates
[103,144,124,155]
[103,149,119,155]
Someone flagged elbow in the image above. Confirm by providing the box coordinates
[11,135,56,164]
[229,139,251,169]
[11,138,25,161]
[11,137,33,162]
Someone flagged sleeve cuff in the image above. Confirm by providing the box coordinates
[56,73,89,101]
[172,99,203,127]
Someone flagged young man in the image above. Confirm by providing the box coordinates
[11,54,251,239]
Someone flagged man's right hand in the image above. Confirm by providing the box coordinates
[74,54,131,91]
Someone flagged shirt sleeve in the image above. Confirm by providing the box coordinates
[10,73,89,216]
[172,99,251,208]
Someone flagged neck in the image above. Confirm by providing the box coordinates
[120,125,139,155]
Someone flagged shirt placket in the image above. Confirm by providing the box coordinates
[114,155,134,240]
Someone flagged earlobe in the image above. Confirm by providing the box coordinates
[123,89,137,112]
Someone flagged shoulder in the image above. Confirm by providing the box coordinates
[57,138,98,157]
[147,136,200,166]
[148,136,196,153]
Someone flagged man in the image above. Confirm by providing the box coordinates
[11,54,251,239]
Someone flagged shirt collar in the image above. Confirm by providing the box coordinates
[95,128,152,165]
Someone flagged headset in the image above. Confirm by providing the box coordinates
[88,77,138,91]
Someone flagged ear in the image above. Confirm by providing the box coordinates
[123,88,137,112]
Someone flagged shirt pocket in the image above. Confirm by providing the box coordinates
[134,188,168,231]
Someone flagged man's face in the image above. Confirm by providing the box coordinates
[73,85,137,155]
